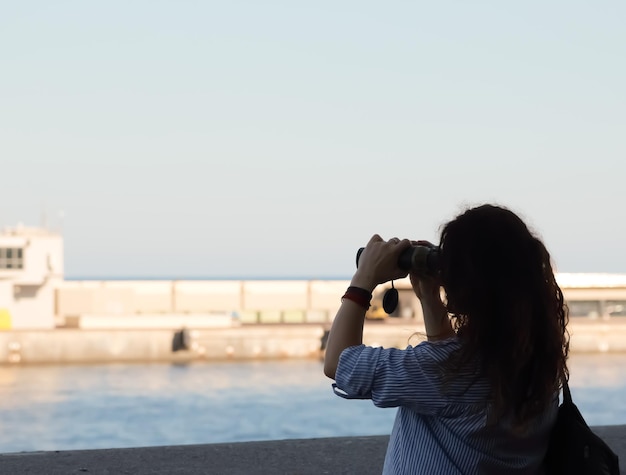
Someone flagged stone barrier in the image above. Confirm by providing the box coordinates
[3,321,626,364]
[0,428,624,474]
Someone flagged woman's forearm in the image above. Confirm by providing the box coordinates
[322,299,367,379]
[323,235,411,379]
[421,296,454,341]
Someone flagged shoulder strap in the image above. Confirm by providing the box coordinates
[562,379,572,404]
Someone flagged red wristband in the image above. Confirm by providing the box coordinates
[341,286,372,310]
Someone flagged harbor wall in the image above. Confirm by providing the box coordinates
[56,280,356,326]
[54,278,626,327]
[5,273,626,331]
[4,276,626,365]
[2,321,626,365]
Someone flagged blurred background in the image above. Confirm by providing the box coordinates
[1,0,625,454]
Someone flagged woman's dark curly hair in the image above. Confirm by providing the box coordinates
[439,204,569,427]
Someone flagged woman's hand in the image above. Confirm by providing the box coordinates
[408,240,442,302]
[409,240,454,341]
[350,234,412,292]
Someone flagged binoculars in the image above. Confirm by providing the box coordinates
[356,244,440,276]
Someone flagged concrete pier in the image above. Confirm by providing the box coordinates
[1,427,624,474]
[3,321,626,365]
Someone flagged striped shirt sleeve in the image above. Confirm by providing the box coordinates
[334,340,458,415]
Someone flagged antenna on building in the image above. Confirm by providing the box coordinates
[41,202,48,230]
[58,210,65,235]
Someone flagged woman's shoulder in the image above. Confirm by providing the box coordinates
[418,335,460,347]
[411,335,462,360]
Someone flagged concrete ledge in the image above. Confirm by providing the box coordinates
[1,427,624,475]
[5,322,626,365]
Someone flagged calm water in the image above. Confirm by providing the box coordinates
[1,354,625,453]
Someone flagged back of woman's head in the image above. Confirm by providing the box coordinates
[439,204,569,426]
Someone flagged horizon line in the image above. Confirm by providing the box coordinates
[65,275,355,281]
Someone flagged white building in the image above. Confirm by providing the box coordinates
[0,225,63,329]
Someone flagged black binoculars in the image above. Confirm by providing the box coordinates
[356,244,440,276]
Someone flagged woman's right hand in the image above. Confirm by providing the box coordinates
[409,240,443,303]
[410,241,453,340]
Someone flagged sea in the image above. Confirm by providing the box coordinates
[1,353,626,454]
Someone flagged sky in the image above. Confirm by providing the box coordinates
[1,1,625,279]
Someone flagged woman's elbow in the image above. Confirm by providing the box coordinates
[323,358,337,380]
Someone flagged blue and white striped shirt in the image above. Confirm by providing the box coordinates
[333,337,558,474]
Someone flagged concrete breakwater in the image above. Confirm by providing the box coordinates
[2,320,626,365]
[0,325,325,365]
[16,274,625,331]
[55,279,354,328]
[0,323,420,364]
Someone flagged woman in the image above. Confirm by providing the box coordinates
[324,204,569,474]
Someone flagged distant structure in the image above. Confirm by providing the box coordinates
[0,224,63,329]
[1,224,626,331]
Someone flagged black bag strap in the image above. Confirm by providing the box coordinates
[562,379,572,404]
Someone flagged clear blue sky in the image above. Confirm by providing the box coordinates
[2,1,625,278]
